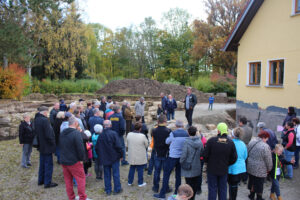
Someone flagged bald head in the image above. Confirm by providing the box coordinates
[54,102,59,110]
[103,120,112,128]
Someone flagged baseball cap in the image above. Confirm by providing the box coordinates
[217,122,228,135]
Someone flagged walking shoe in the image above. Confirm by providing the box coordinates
[75,197,92,200]
[152,187,159,193]
[166,188,172,193]
[96,176,103,180]
[27,163,32,166]
[153,194,165,199]
[44,182,58,189]
[38,182,44,186]
[121,161,129,166]
[269,193,276,200]
[277,196,282,200]
[138,182,147,187]
[128,183,133,186]
[113,189,123,195]
[85,173,92,177]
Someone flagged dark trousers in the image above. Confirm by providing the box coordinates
[197,159,205,192]
[185,176,199,200]
[103,161,122,195]
[142,116,145,123]
[167,111,175,121]
[271,176,281,197]
[38,153,54,185]
[228,174,242,200]
[128,165,145,185]
[207,173,227,200]
[147,149,155,175]
[295,146,300,168]
[185,109,194,126]
[153,156,166,191]
[125,120,132,135]
[158,157,181,198]
[94,158,103,178]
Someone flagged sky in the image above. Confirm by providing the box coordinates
[78,0,207,31]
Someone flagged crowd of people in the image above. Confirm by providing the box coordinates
[18,89,299,200]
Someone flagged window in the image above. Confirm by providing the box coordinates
[269,60,284,86]
[294,0,300,14]
[249,62,261,85]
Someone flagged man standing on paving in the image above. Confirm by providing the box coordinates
[34,106,58,188]
[160,92,168,114]
[239,116,253,145]
[109,105,129,165]
[50,102,59,127]
[135,97,145,123]
[257,122,278,150]
[95,120,123,196]
[184,87,197,127]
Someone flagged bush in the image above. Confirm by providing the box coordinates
[0,64,28,100]
[191,76,215,93]
[32,79,103,95]
[164,78,180,85]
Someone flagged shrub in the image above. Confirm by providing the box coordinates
[191,76,215,93]
[164,78,180,85]
[0,64,28,100]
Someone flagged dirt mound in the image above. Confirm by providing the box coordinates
[97,78,205,101]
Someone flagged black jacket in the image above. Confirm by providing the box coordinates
[95,128,122,166]
[19,121,34,144]
[49,108,58,127]
[203,134,237,176]
[282,129,296,152]
[59,128,85,166]
[184,94,197,110]
[152,125,171,157]
[53,118,64,145]
[34,113,56,154]
[270,152,293,179]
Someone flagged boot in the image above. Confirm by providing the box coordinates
[277,196,282,200]
[270,193,276,200]
[256,194,265,200]
[248,191,255,200]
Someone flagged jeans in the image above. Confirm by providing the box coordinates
[125,120,132,135]
[185,176,199,200]
[148,149,155,175]
[208,103,213,110]
[207,173,227,200]
[118,135,127,164]
[271,176,280,197]
[185,109,194,126]
[159,157,181,197]
[38,153,54,185]
[94,158,103,178]
[284,149,294,178]
[153,156,166,191]
[21,144,32,167]
[128,165,145,185]
[62,162,87,200]
[55,146,60,163]
[167,111,175,121]
[197,159,204,191]
[103,161,122,194]
[295,146,300,168]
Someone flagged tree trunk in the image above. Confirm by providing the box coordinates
[27,60,32,77]
[3,55,8,69]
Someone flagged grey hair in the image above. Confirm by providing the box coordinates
[23,113,30,119]
[113,105,120,112]
[93,108,100,115]
[56,111,65,119]
[68,116,77,126]
[175,120,184,127]
[103,120,112,128]
[158,114,167,124]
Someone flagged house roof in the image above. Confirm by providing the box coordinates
[222,0,264,52]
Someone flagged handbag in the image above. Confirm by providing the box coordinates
[181,148,197,170]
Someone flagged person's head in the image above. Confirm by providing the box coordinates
[274,144,284,156]
[69,102,77,111]
[288,106,295,115]
[59,99,64,104]
[109,104,114,110]
[103,120,112,128]
[258,130,270,142]
[232,127,244,139]
[292,118,300,126]
[65,112,72,121]
[94,108,103,117]
[94,101,100,108]
[54,102,59,110]
[39,106,49,117]
[84,130,91,138]
[23,114,31,123]
[168,94,172,100]
[239,116,247,126]
[158,114,167,125]
[217,122,228,135]
[175,120,184,128]
[68,116,79,129]
[100,96,106,103]
[134,122,142,132]
[135,115,142,122]
[94,124,103,134]
[113,105,120,113]
[56,111,65,119]
[126,102,131,107]
[285,121,294,129]
[107,96,112,103]
[73,109,80,117]
[257,122,266,130]
[140,97,144,103]
[177,184,194,200]
[188,126,197,137]
[87,102,92,109]
[78,105,84,113]
[79,99,84,103]
[160,92,165,98]
[187,87,192,95]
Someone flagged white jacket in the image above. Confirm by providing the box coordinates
[127,132,148,165]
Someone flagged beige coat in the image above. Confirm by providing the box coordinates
[127,132,149,165]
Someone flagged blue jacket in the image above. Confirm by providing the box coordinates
[166,128,189,158]
[95,128,122,166]
[92,133,100,158]
[209,97,215,104]
[88,116,104,133]
[161,96,168,111]
[109,113,125,136]
[228,139,247,175]
[165,99,177,112]
[60,103,67,112]
[264,128,278,150]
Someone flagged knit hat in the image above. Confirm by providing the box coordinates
[217,122,228,135]
[84,130,91,138]
[257,122,266,128]
[94,124,103,133]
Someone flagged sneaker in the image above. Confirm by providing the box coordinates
[85,173,92,177]
[128,183,132,186]
[96,177,103,180]
[44,182,58,189]
[121,161,129,166]
[27,163,32,166]
[38,182,44,186]
[152,187,159,193]
[138,182,147,187]
[153,194,165,199]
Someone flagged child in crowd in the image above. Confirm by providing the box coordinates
[92,124,103,180]
[84,130,92,177]
[208,95,215,110]
[168,184,194,200]
[269,144,295,200]
[59,99,67,111]
[157,104,163,118]
[105,104,114,120]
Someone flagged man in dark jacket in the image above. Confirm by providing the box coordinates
[203,122,237,200]
[95,120,123,195]
[49,102,59,127]
[257,122,278,150]
[60,116,91,200]
[99,96,107,118]
[160,92,168,114]
[88,108,104,133]
[19,114,34,168]
[152,115,171,193]
[34,106,57,188]
[109,105,128,165]
[184,87,197,127]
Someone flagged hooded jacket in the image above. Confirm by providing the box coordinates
[59,127,85,166]
[166,128,189,158]
[134,101,145,116]
[109,113,125,136]
[180,136,204,178]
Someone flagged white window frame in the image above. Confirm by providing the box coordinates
[266,58,285,87]
[246,60,262,86]
[291,0,300,16]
